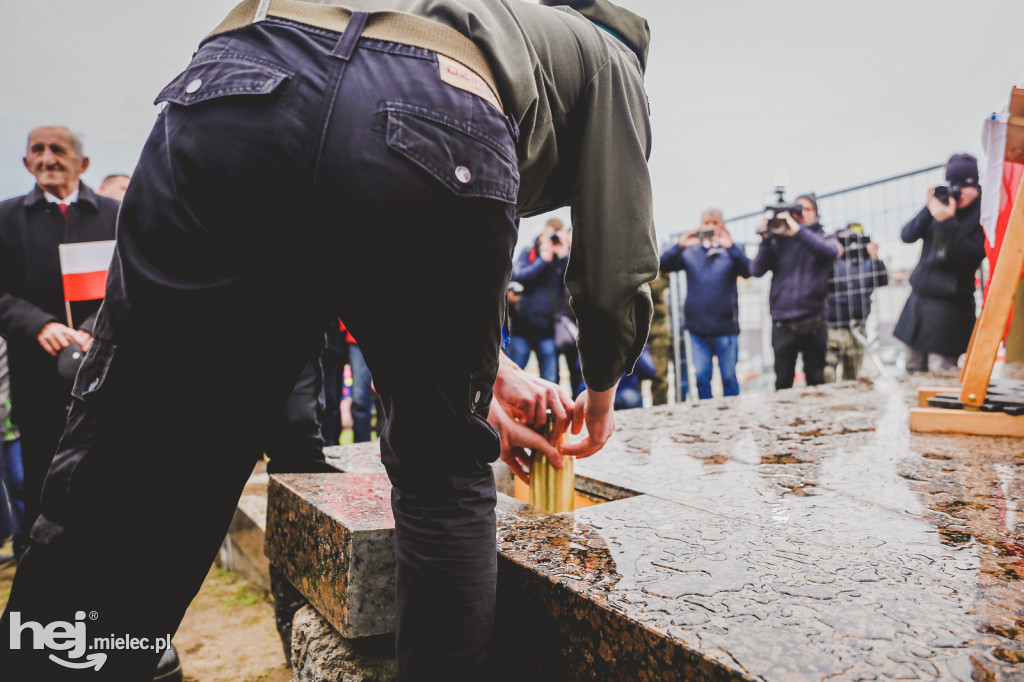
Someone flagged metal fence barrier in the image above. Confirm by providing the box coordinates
[665,163,972,400]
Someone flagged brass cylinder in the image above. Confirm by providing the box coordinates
[527,413,575,513]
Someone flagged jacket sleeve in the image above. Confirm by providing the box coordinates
[728,244,752,278]
[901,207,932,244]
[944,222,986,271]
[564,50,658,392]
[0,235,59,341]
[659,244,686,272]
[872,259,889,288]
[512,248,551,284]
[0,293,59,342]
[794,227,840,264]
[749,239,774,277]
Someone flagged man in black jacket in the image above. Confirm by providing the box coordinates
[0,126,119,557]
[894,154,986,372]
[750,193,840,390]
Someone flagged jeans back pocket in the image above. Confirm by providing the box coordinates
[382,101,519,204]
[155,55,294,107]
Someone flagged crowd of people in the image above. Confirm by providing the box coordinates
[506,154,986,401]
[0,0,989,677]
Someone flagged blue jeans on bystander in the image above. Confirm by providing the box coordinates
[506,336,559,384]
[689,332,739,400]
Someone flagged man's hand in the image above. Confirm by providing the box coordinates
[537,234,555,262]
[716,224,734,248]
[779,211,801,237]
[551,230,571,259]
[37,322,78,356]
[488,401,564,483]
[560,386,615,458]
[927,188,956,222]
[494,353,573,437]
[866,241,880,260]
[679,229,700,248]
[75,330,94,353]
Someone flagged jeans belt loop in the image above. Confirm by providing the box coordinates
[332,11,370,60]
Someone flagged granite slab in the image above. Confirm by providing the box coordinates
[270,378,1024,680]
[266,473,396,638]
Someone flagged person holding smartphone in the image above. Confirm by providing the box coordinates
[660,209,750,399]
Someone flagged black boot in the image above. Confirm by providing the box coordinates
[153,644,183,682]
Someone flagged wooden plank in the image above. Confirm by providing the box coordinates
[909,406,1024,437]
[959,173,1024,408]
[917,386,958,407]
[959,316,980,384]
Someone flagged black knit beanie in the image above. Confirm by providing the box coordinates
[795,193,819,215]
[945,153,979,187]
[539,0,650,73]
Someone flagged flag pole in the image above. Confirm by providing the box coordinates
[65,300,74,329]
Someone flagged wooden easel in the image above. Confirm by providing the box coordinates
[911,88,1024,435]
[910,174,1024,436]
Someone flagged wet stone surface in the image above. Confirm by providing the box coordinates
[266,473,396,638]
[274,378,1024,680]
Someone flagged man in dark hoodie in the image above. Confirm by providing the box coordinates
[751,193,840,390]
[894,154,985,372]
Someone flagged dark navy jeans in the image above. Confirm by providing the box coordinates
[1,15,518,681]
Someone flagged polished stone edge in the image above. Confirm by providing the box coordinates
[266,474,396,638]
[574,473,640,502]
[493,554,752,682]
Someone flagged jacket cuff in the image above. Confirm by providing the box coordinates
[26,310,61,341]
[577,289,653,392]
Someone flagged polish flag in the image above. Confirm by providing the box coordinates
[58,240,116,302]
[981,87,1024,258]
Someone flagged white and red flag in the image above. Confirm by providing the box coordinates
[980,87,1024,270]
[58,240,116,302]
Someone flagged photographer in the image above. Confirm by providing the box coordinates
[894,154,986,372]
[507,218,571,383]
[825,224,888,381]
[660,209,750,399]
[751,193,840,390]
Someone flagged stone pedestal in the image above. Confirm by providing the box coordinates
[291,606,395,682]
[266,473,396,638]
[267,379,1024,680]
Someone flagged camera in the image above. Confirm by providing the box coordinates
[697,228,715,240]
[550,233,561,245]
[933,185,961,205]
[837,223,871,258]
[763,186,804,234]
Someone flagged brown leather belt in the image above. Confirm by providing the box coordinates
[208,0,503,111]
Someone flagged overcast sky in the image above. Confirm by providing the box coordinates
[1,0,1022,249]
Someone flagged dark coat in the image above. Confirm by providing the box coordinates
[660,242,750,336]
[750,222,840,321]
[510,245,568,339]
[893,202,986,356]
[0,183,120,425]
[826,249,888,328]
